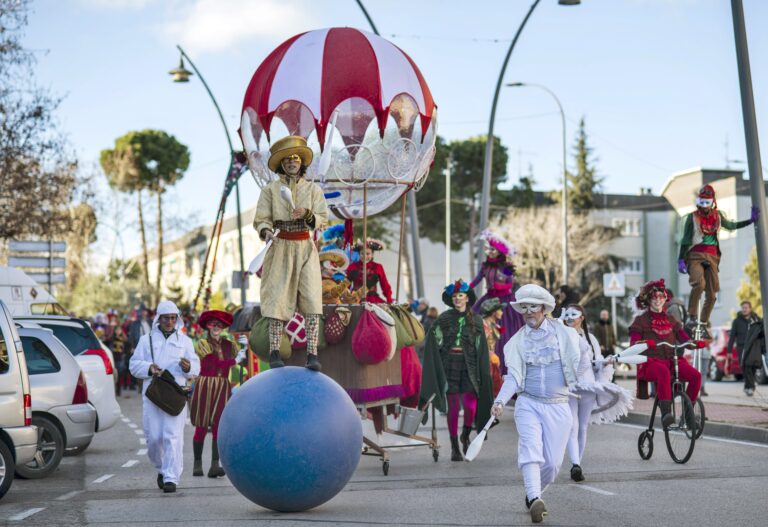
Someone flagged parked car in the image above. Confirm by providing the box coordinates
[708,326,744,381]
[0,300,37,500]
[0,266,67,316]
[14,327,97,478]
[14,316,120,433]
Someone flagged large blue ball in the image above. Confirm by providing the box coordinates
[218,367,362,512]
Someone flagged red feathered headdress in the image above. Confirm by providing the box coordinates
[635,278,670,310]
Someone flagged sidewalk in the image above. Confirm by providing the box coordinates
[615,377,768,443]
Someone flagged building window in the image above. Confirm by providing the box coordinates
[619,258,644,275]
[612,218,643,236]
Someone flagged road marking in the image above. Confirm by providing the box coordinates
[9,508,46,521]
[55,490,84,501]
[610,422,768,449]
[127,423,137,429]
[122,460,139,468]
[571,484,615,496]
[121,418,130,423]
[139,438,147,445]
[137,448,147,455]
[134,429,144,435]
[92,474,114,484]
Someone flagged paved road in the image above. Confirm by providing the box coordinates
[3,390,768,526]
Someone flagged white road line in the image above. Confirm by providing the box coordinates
[121,418,130,423]
[9,508,46,521]
[139,438,147,445]
[134,429,144,435]
[121,460,139,468]
[137,449,147,455]
[55,490,84,501]
[571,484,615,496]
[127,423,137,429]
[609,422,768,449]
[92,474,114,484]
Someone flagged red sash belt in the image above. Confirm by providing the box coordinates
[277,231,310,241]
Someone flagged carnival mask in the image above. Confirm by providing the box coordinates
[561,307,583,326]
[517,304,543,314]
[452,292,469,311]
[695,197,714,209]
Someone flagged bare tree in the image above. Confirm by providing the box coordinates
[494,207,619,303]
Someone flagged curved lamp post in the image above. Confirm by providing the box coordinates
[507,82,569,282]
[169,46,247,306]
[478,0,580,275]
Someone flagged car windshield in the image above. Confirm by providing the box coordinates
[36,322,100,355]
[30,303,69,316]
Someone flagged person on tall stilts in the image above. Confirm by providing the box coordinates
[420,280,493,462]
[471,230,524,371]
[560,305,633,483]
[190,310,246,478]
[678,184,759,339]
[492,284,580,523]
[254,136,329,371]
[629,279,701,429]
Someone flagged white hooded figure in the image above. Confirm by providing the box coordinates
[129,301,200,492]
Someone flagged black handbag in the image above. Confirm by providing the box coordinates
[144,335,189,416]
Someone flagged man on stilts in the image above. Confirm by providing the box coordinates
[678,184,759,338]
[254,135,328,371]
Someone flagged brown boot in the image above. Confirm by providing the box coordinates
[192,440,204,477]
[207,439,225,478]
[450,436,463,461]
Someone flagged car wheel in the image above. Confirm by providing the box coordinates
[64,439,92,457]
[756,365,768,385]
[15,416,64,480]
[708,359,724,382]
[0,440,15,500]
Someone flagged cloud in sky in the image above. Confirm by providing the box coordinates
[78,0,156,9]
[160,0,319,54]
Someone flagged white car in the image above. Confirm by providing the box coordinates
[14,317,120,434]
[16,327,97,477]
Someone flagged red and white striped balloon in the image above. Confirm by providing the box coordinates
[240,27,437,219]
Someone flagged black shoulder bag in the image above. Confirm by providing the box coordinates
[144,335,189,416]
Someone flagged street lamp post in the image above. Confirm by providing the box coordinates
[170,46,247,306]
[507,82,569,282]
[478,0,580,275]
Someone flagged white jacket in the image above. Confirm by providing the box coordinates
[129,327,200,396]
[501,319,581,396]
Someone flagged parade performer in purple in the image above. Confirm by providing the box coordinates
[470,230,524,371]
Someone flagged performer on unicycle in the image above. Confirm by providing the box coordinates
[253,136,329,371]
[678,184,759,338]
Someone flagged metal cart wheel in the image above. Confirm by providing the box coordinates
[638,430,654,460]
[382,461,390,476]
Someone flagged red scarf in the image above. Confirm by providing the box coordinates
[649,311,672,337]
[694,208,720,235]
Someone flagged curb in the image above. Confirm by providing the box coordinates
[619,412,768,445]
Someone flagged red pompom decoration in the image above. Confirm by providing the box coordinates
[645,339,656,350]
[695,340,708,349]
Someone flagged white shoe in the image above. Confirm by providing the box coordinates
[530,498,548,523]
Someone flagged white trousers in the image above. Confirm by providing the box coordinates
[567,392,596,465]
[514,396,572,501]
[142,397,187,484]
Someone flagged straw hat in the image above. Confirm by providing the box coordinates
[319,249,349,269]
[267,135,313,172]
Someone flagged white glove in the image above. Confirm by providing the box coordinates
[235,350,247,364]
[237,335,248,347]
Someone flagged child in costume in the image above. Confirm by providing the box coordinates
[629,279,700,429]
[492,284,580,524]
[420,280,493,462]
[471,230,525,371]
[190,310,246,478]
[347,238,393,304]
[678,184,759,337]
[253,135,328,371]
[480,298,505,398]
[560,305,633,483]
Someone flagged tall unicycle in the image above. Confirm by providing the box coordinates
[664,390,696,464]
[691,396,705,440]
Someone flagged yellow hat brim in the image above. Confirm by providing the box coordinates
[268,145,313,173]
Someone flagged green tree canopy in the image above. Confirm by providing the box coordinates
[567,117,604,211]
[737,247,762,317]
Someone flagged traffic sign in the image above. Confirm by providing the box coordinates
[26,273,66,285]
[603,273,626,297]
[9,240,67,253]
[8,257,66,269]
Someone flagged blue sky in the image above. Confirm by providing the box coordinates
[22,0,768,262]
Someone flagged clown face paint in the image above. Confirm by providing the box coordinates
[695,197,714,210]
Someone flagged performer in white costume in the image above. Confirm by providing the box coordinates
[560,305,633,483]
[130,301,200,493]
[492,284,580,524]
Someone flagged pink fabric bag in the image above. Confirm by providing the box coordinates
[351,306,392,365]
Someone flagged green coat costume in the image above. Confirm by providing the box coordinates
[419,308,493,431]
[678,210,750,259]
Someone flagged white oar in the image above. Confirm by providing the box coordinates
[464,415,497,462]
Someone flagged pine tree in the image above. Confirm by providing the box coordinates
[567,117,604,211]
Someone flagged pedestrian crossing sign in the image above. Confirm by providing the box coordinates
[603,273,626,297]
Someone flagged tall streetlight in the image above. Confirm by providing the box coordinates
[169,46,247,306]
[478,0,580,275]
[507,82,569,282]
[731,0,768,350]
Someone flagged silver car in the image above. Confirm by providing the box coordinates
[15,327,96,479]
